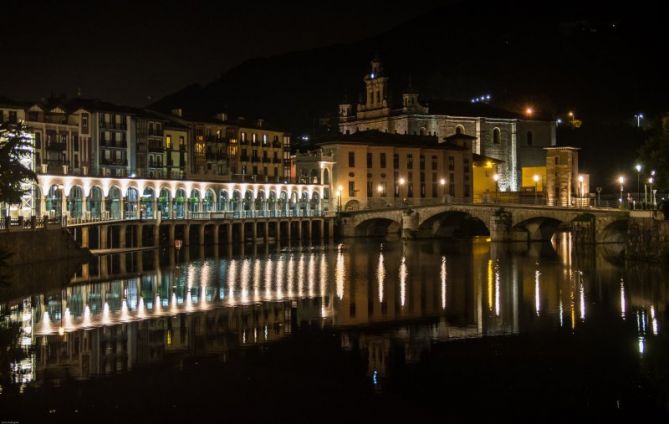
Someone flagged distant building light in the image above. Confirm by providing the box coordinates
[556,118,563,125]
[370,72,375,79]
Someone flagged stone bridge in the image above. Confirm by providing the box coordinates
[339,203,631,243]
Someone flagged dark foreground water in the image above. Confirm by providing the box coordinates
[1,235,668,422]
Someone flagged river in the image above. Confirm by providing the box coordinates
[0,236,667,421]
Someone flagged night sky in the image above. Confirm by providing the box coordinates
[0,0,443,106]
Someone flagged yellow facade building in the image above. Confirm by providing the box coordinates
[296,130,473,211]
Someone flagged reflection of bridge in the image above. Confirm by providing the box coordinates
[340,203,631,243]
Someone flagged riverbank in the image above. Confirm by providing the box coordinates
[0,227,91,266]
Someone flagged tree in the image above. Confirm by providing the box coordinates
[0,121,36,207]
[638,116,669,191]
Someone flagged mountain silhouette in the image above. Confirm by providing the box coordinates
[151,0,668,187]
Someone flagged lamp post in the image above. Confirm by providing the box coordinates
[377,184,384,206]
[635,113,644,128]
[337,185,343,212]
[634,164,642,209]
[648,177,654,209]
[439,178,446,204]
[533,174,539,204]
[493,174,499,203]
[618,176,624,209]
[578,175,584,207]
[398,177,406,208]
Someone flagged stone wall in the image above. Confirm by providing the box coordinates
[626,217,669,261]
[0,228,90,265]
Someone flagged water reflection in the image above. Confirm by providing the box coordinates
[0,237,667,399]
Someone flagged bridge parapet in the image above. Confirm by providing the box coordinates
[339,203,630,243]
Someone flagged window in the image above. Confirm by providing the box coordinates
[179,136,185,148]
[81,114,89,133]
[8,111,17,123]
[527,131,533,146]
[448,156,455,171]
[393,153,399,168]
[348,181,355,197]
[431,155,437,170]
[493,128,501,144]
[431,173,438,197]
[455,126,463,135]
[367,178,373,197]
[367,152,372,168]
[34,132,41,149]
[407,154,413,169]
[348,151,355,167]
[380,153,386,168]
[420,155,425,170]
[449,173,455,196]
[166,135,172,149]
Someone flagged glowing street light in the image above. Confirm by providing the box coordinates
[578,175,584,198]
[635,164,642,208]
[493,174,499,202]
[618,176,625,208]
[337,185,343,212]
[634,113,644,128]
[525,107,534,117]
[377,184,384,196]
[439,178,446,203]
[533,174,540,204]
[398,177,406,207]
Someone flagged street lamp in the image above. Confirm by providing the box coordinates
[398,177,406,207]
[493,174,499,203]
[377,184,384,196]
[635,113,644,128]
[337,185,343,212]
[533,174,540,204]
[439,178,446,204]
[648,177,654,209]
[578,175,584,206]
[635,164,642,208]
[618,176,625,208]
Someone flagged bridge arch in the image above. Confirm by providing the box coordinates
[513,216,565,241]
[599,219,628,243]
[354,217,401,237]
[418,210,489,238]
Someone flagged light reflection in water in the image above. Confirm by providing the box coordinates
[440,256,446,310]
[399,255,407,308]
[4,238,666,388]
[335,248,344,300]
[378,251,385,304]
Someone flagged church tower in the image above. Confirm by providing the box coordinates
[356,56,390,120]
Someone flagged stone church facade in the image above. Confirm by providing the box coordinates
[338,58,556,192]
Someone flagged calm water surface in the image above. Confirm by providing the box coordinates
[0,236,668,422]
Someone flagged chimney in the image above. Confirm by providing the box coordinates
[215,112,228,122]
[171,108,183,117]
[256,118,264,128]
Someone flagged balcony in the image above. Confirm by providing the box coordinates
[206,152,227,161]
[100,158,128,167]
[46,141,67,151]
[100,121,127,130]
[101,140,128,149]
[148,141,164,152]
